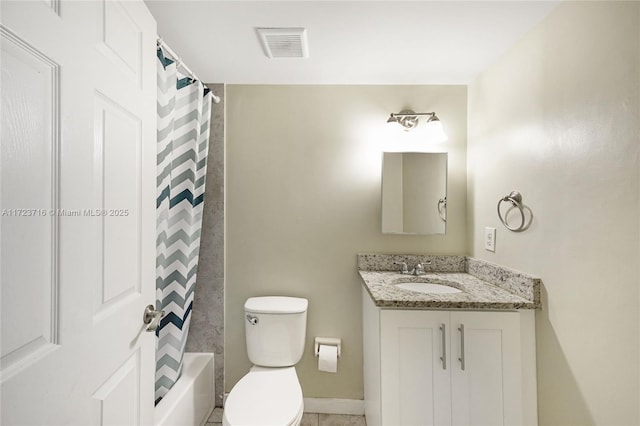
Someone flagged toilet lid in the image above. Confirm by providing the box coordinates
[224,366,303,426]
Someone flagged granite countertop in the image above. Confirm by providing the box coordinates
[359,271,535,310]
[357,254,541,310]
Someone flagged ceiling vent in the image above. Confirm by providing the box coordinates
[256,28,309,58]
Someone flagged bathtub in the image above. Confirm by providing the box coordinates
[155,353,215,426]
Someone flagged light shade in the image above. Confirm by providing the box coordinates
[425,116,448,143]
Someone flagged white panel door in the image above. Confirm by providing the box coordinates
[380,310,451,426]
[1,1,157,424]
[450,311,522,426]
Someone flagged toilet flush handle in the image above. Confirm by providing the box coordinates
[246,314,259,325]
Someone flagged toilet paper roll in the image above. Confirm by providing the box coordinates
[318,344,338,373]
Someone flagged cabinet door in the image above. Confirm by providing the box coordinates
[450,311,522,426]
[380,310,451,426]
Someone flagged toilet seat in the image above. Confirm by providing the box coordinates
[223,366,304,426]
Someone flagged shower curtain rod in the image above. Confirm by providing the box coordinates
[157,37,221,104]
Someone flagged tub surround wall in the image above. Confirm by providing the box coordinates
[185,83,225,407]
[467,2,640,424]
[226,85,468,399]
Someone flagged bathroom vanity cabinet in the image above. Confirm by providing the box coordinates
[362,289,537,426]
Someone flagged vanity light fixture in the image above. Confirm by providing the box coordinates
[387,109,447,141]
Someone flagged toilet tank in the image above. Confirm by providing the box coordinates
[244,296,308,367]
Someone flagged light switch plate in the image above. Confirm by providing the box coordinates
[484,227,496,252]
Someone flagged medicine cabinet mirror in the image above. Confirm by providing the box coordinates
[381,152,447,235]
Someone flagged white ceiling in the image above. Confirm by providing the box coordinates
[145,1,559,85]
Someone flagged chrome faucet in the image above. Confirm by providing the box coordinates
[412,263,425,276]
[394,261,409,274]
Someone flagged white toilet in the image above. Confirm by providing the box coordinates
[223,296,308,426]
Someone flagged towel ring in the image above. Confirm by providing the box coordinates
[497,191,526,232]
[437,197,447,222]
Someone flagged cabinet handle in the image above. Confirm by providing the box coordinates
[439,324,446,370]
[458,324,465,371]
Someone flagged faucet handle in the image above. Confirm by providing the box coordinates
[414,263,425,275]
[393,261,409,274]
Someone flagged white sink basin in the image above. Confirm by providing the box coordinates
[395,282,462,294]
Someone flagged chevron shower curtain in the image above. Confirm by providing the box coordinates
[155,48,212,403]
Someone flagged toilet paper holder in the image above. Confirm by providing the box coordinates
[314,337,341,358]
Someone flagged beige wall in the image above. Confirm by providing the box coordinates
[226,85,467,398]
[468,2,640,424]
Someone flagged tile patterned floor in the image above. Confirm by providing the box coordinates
[206,407,367,426]
[300,413,366,426]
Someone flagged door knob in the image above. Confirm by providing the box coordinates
[143,304,165,332]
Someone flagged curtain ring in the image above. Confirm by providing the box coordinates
[497,191,526,232]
